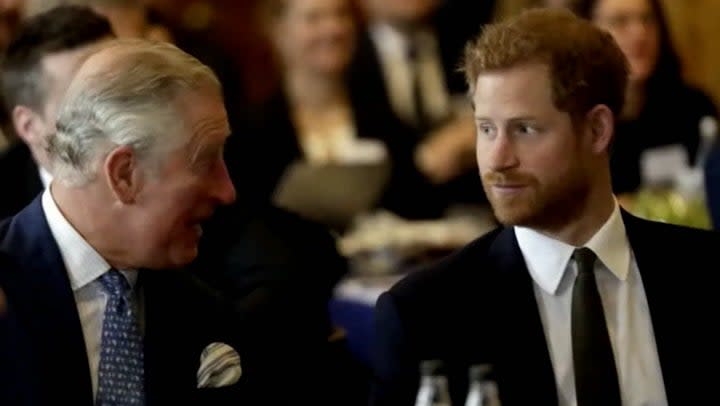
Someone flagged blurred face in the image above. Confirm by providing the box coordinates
[17,40,108,169]
[274,0,355,76]
[132,87,236,268]
[42,40,109,130]
[592,0,660,83]
[362,0,439,27]
[473,63,593,227]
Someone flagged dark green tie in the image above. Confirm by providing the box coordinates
[571,248,621,406]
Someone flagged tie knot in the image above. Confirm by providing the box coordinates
[573,247,597,274]
[99,269,131,297]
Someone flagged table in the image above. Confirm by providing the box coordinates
[329,274,402,366]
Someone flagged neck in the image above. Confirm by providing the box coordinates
[51,182,134,269]
[285,67,346,111]
[538,176,616,247]
[28,144,51,174]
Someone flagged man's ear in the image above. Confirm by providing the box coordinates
[12,105,41,146]
[104,145,142,204]
[584,104,614,155]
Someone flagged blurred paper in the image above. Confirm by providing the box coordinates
[337,138,388,164]
[272,160,391,229]
[640,144,688,186]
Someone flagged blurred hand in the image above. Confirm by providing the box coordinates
[415,116,476,184]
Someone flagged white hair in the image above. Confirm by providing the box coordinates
[48,38,221,186]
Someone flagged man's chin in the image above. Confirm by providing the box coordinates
[490,204,538,227]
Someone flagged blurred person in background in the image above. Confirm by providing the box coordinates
[0,0,25,150]
[26,0,169,40]
[574,0,718,196]
[0,5,114,219]
[26,0,248,131]
[352,0,495,206]
[228,0,444,227]
[0,0,22,51]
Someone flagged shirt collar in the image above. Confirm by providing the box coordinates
[41,186,137,291]
[38,166,53,189]
[515,201,631,295]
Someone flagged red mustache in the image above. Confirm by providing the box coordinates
[482,171,536,185]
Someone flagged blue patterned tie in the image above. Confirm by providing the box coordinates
[96,269,145,406]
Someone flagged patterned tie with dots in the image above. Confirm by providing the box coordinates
[96,269,145,406]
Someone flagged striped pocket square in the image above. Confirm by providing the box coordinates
[197,342,242,388]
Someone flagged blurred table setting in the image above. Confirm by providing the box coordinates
[330,207,497,365]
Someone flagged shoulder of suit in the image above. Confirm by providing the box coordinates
[388,227,504,299]
[625,212,720,248]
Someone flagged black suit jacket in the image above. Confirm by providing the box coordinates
[0,143,42,220]
[0,251,36,406]
[371,212,720,405]
[196,203,371,405]
[0,197,272,405]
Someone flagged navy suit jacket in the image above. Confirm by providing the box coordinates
[0,196,263,405]
[0,250,36,406]
[704,145,720,229]
[0,143,42,220]
[371,211,720,405]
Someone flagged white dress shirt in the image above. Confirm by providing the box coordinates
[514,203,668,406]
[369,23,450,127]
[42,188,138,399]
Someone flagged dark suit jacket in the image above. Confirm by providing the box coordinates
[195,203,371,405]
[0,251,36,406]
[371,212,720,405]
[0,143,42,220]
[0,197,278,405]
[705,144,720,229]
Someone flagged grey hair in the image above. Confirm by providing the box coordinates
[48,38,221,186]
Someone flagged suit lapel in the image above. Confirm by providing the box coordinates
[0,197,93,405]
[485,227,558,405]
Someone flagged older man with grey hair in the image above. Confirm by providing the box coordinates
[0,38,250,405]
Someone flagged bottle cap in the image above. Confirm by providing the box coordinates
[420,359,444,376]
[700,116,718,141]
[469,364,492,381]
